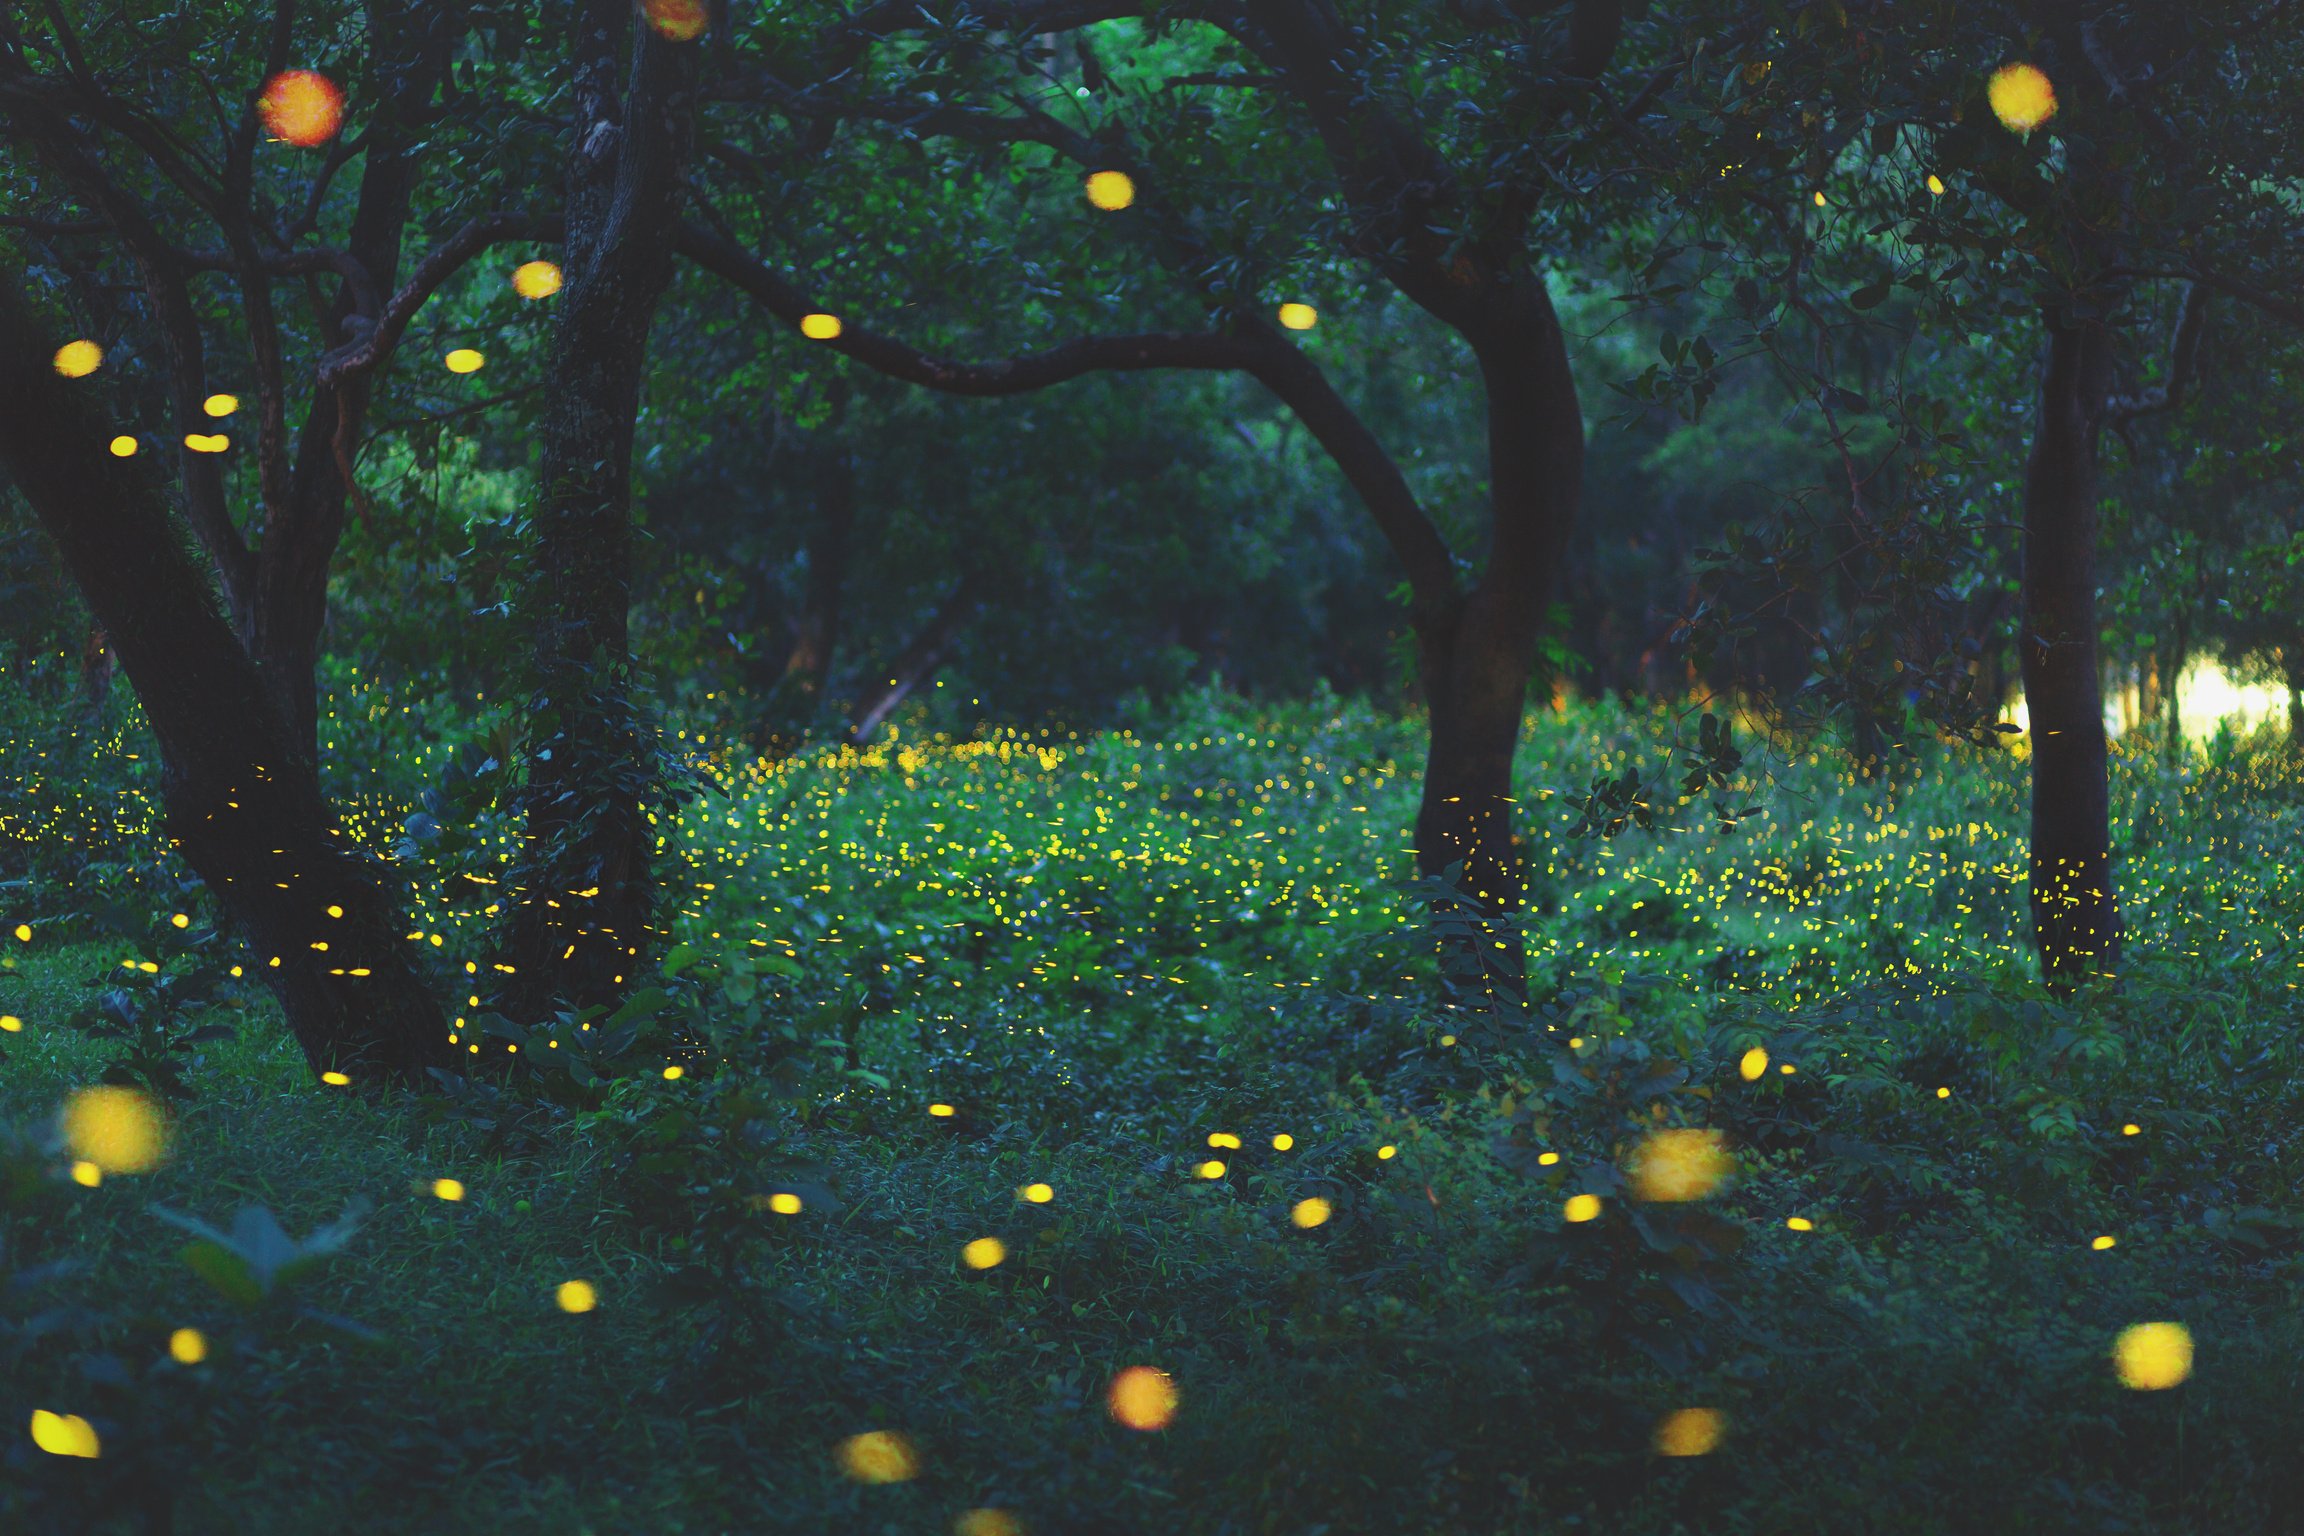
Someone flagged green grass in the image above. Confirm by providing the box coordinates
[7,695,2304,1533]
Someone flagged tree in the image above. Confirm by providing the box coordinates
[0,276,451,1081]
[498,0,703,1019]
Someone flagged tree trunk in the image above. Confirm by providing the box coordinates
[2019,315,2120,990]
[1410,274,1583,997]
[2285,649,2304,748]
[848,575,982,744]
[502,7,698,1021]
[2161,637,2187,769]
[0,283,449,1081]
[782,438,855,697]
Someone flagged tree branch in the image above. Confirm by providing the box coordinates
[2106,281,2208,424]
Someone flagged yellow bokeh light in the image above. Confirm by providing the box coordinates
[768,1192,803,1214]
[107,434,138,458]
[0,1015,20,1033]
[29,1410,100,1459]
[1276,302,1318,331]
[1812,190,1828,207]
[1787,1216,1814,1231]
[259,69,344,146]
[1536,1151,1560,1166]
[70,1161,101,1188]
[432,1178,465,1202]
[1107,1365,1178,1431]
[556,1280,598,1313]
[1084,169,1136,210]
[643,0,709,42]
[955,1510,1024,1536]
[1653,1406,1726,1457]
[1738,1046,1768,1080]
[2112,1322,2192,1390]
[1376,1144,1397,1160]
[444,348,485,374]
[1271,1133,1293,1150]
[2122,1123,2141,1136]
[1019,1182,1054,1203]
[1207,1132,1241,1149]
[2091,1234,2116,1251]
[1563,1193,1602,1223]
[54,339,103,377]
[1290,1197,1331,1228]
[1988,62,2057,132]
[63,1085,163,1174]
[1629,1127,1730,1203]
[662,1065,684,1080]
[320,1071,351,1086]
[1197,1159,1226,1179]
[169,1328,207,1365]
[800,313,843,341]
[185,433,230,454]
[1936,1086,1952,1098]
[202,393,238,418]
[512,260,563,300]
[962,1236,1006,1269]
[1927,174,1946,195]
[928,1102,956,1118]
[13,924,30,942]
[837,1429,919,1483]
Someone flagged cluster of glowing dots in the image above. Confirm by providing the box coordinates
[1989,62,2057,132]
[259,70,344,147]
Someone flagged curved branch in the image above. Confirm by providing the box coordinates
[674,220,1462,621]
[318,212,560,386]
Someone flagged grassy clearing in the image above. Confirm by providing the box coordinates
[7,696,2304,1532]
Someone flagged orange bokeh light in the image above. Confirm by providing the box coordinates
[259,70,345,147]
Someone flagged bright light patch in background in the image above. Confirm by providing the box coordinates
[642,0,709,41]
[2113,1322,2192,1389]
[259,70,345,147]
[837,1429,919,1483]
[2016,658,2291,745]
[954,1510,1023,1536]
[444,349,485,374]
[1107,1365,1178,1430]
[1988,63,2057,132]
[63,1085,163,1174]
[1629,1128,1730,1202]
[0,1016,19,1032]
[512,260,563,300]
[52,340,102,377]
[1085,169,1136,210]
[1277,302,1318,331]
[800,313,843,341]
[1653,1407,1726,1456]
[29,1410,100,1459]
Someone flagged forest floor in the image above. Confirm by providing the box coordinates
[6,694,2304,1534]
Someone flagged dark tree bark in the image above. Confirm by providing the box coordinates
[502,4,700,1021]
[848,575,982,744]
[782,426,856,698]
[2019,314,2121,990]
[248,0,462,754]
[0,281,450,1082]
